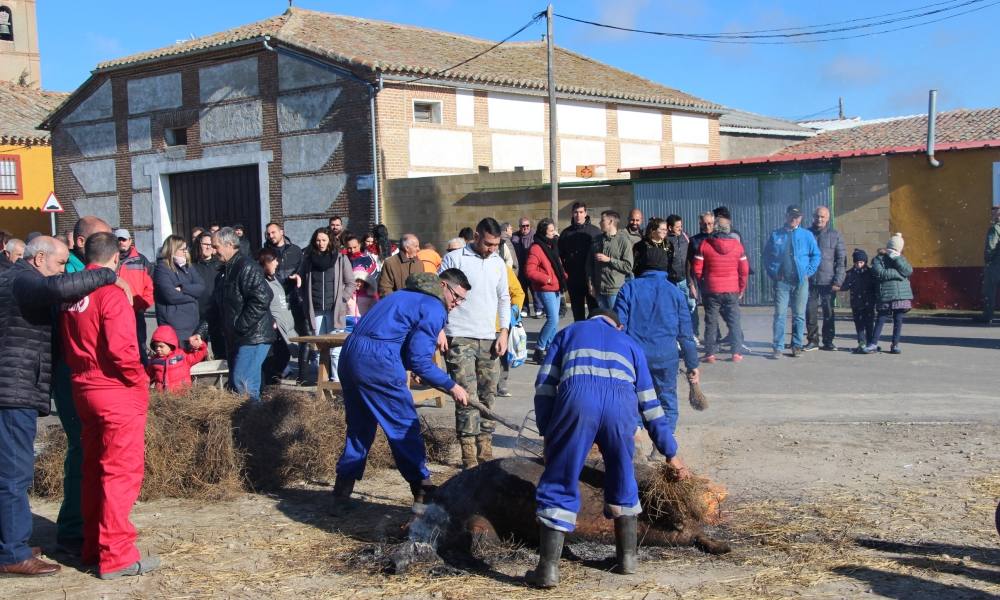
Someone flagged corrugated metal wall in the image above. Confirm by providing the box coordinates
[634,171,833,304]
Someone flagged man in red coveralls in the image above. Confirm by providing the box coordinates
[60,232,160,580]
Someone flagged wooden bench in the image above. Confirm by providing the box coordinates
[190,359,228,390]
[290,333,446,407]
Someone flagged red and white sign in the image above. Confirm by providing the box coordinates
[41,191,64,213]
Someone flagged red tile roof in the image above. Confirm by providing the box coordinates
[94,8,718,111]
[0,82,70,145]
[777,108,1000,155]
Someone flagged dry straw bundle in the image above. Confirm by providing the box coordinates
[33,386,440,501]
[641,462,728,526]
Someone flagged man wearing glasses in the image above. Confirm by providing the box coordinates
[439,218,512,469]
[332,271,470,512]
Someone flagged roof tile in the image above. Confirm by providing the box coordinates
[0,82,70,145]
[778,108,1000,155]
[96,8,717,111]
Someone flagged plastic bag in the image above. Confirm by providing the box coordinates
[508,323,527,368]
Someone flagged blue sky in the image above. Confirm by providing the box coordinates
[38,0,997,121]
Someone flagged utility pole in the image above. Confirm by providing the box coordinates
[838,96,845,120]
[546,4,558,226]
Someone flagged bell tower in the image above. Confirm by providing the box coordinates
[0,0,41,88]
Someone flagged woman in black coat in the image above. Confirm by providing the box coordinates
[153,234,205,345]
[192,232,225,358]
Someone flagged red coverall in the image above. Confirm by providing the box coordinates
[60,265,150,575]
[146,324,207,391]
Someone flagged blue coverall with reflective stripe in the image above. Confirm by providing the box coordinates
[533,317,677,533]
[614,270,699,433]
[335,289,456,484]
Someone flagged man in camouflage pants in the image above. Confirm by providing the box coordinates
[439,218,511,468]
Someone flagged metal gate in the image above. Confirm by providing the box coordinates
[634,171,834,304]
[169,165,261,249]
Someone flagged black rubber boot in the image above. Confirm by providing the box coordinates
[330,477,356,514]
[613,515,638,574]
[526,525,564,588]
[409,478,435,508]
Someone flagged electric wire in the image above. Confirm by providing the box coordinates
[554,0,998,45]
[404,11,546,84]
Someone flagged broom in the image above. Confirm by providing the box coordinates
[687,372,708,411]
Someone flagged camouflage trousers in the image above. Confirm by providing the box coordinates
[446,337,500,437]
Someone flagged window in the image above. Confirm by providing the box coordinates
[0,7,13,43]
[413,100,442,124]
[0,155,21,197]
[165,127,188,146]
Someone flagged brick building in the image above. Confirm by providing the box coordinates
[40,7,722,256]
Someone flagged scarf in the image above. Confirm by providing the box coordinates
[533,232,567,291]
[173,255,187,268]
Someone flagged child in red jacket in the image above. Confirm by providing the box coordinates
[146,325,207,392]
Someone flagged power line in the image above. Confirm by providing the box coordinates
[791,106,840,122]
[667,0,973,36]
[405,12,546,84]
[554,0,999,44]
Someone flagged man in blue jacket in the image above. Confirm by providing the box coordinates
[332,271,469,512]
[527,310,691,588]
[614,249,699,435]
[763,205,822,358]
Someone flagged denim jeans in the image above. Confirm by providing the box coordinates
[874,308,908,349]
[595,292,618,311]
[0,408,36,566]
[773,279,809,351]
[229,343,271,402]
[704,293,744,356]
[536,291,562,350]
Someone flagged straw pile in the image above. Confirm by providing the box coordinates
[32,386,444,501]
[641,462,728,526]
[237,389,395,490]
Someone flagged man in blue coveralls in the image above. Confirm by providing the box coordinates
[527,310,691,588]
[332,271,470,511]
[614,247,700,438]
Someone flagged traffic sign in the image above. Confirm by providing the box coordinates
[41,191,64,213]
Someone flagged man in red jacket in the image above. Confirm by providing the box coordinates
[60,232,160,580]
[115,229,154,365]
[692,220,750,363]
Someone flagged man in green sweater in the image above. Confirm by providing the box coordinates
[588,210,634,311]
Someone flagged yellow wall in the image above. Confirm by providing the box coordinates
[0,143,54,237]
[888,147,1000,268]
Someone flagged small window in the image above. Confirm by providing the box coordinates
[165,127,188,146]
[0,7,13,43]
[0,155,20,196]
[413,100,442,124]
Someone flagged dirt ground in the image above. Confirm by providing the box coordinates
[10,310,1000,598]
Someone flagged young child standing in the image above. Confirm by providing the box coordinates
[147,324,207,392]
[840,248,877,353]
[870,233,913,354]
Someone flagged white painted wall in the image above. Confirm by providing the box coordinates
[674,146,710,164]
[671,113,710,145]
[408,171,463,178]
[560,138,606,173]
[491,133,544,171]
[409,129,474,169]
[619,142,662,169]
[456,89,475,127]
[556,100,606,137]
[487,92,544,132]
[618,106,663,141]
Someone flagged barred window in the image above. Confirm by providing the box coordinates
[0,156,19,195]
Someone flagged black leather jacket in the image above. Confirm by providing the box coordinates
[215,254,276,347]
[0,261,116,413]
